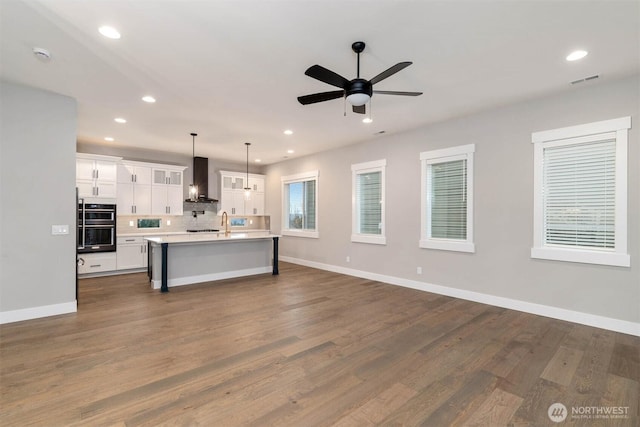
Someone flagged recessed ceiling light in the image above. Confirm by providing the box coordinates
[142,95,156,103]
[284,129,293,135]
[362,117,373,124]
[114,117,127,124]
[566,50,588,61]
[287,149,294,154]
[104,137,114,142]
[98,26,121,39]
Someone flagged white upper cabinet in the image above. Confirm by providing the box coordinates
[219,171,265,216]
[151,165,186,215]
[117,161,153,215]
[76,154,121,200]
[153,168,182,186]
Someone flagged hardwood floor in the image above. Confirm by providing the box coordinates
[1,263,638,426]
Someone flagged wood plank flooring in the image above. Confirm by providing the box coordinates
[1,263,638,426]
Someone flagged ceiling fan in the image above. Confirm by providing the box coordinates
[297,41,423,114]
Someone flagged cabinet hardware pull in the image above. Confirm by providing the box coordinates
[96,170,99,179]
[90,264,101,267]
[126,239,135,242]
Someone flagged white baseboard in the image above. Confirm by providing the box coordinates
[151,266,272,289]
[281,256,640,337]
[0,301,77,325]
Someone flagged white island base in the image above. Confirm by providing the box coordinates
[146,233,279,290]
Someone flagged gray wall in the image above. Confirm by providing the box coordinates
[77,142,265,202]
[265,75,640,324]
[1,81,77,313]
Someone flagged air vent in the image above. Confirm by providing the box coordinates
[571,74,599,85]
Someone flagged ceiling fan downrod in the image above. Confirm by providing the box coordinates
[352,41,365,78]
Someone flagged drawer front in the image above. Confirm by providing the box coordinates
[78,254,117,274]
[117,236,144,245]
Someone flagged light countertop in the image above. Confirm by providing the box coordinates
[145,232,279,245]
[120,229,269,237]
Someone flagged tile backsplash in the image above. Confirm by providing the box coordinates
[117,209,270,235]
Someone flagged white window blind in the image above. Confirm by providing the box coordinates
[351,159,386,245]
[543,138,615,250]
[420,144,475,253]
[356,171,382,235]
[531,116,630,267]
[429,159,467,240]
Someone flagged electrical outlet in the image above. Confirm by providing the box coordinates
[129,220,134,227]
[166,220,171,226]
[346,256,350,263]
[417,267,422,275]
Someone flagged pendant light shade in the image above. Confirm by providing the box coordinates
[244,142,251,201]
[189,133,198,202]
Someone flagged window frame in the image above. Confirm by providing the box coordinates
[351,159,386,245]
[420,144,475,253]
[531,116,630,267]
[281,170,319,238]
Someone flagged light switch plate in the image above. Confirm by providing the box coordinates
[52,225,69,235]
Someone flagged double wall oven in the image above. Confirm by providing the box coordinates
[77,200,116,253]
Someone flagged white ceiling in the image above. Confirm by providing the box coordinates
[1,1,638,165]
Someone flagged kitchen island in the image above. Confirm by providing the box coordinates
[145,232,280,292]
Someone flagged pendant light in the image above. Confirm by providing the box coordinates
[189,133,198,202]
[244,142,251,201]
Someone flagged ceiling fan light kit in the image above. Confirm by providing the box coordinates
[297,41,422,116]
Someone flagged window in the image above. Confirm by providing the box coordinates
[352,159,386,244]
[531,117,630,267]
[420,144,475,253]
[281,170,319,238]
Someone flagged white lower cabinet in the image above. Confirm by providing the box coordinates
[78,253,117,275]
[116,236,148,270]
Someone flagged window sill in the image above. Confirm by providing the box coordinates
[282,229,319,239]
[420,239,475,253]
[351,234,386,245]
[531,247,630,267]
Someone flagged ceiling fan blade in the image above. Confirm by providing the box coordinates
[369,62,412,85]
[373,90,423,96]
[297,90,344,105]
[305,65,349,89]
[352,104,366,114]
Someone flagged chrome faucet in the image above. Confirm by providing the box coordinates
[221,211,229,236]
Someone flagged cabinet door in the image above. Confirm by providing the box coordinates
[168,170,182,186]
[233,176,244,190]
[134,184,152,215]
[117,183,135,214]
[95,160,117,182]
[220,189,234,214]
[134,166,152,185]
[76,159,95,181]
[77,180,95,198]
[116,244,145,270]
[248,192,265,215]
[167,186,183,215]
[151,186,168,215]
[95,181,117,199]
[222,176,234,190]
[153,169,167,185]
[231,191,246,215]
[248,176,265,192]
[117,164,136,184]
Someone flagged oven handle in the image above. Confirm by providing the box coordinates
[81,199,86,249]
[84,209,116,213]
[83,225,115,228]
